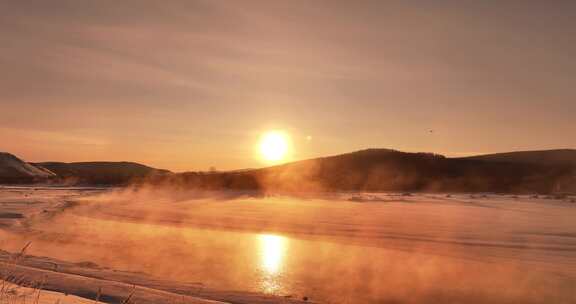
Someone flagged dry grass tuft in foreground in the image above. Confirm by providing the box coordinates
[1,243,97,304]
[0,242,42,304]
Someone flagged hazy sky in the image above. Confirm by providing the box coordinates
[1,0,575,171]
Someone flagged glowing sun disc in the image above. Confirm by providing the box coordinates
[259,131,289,162]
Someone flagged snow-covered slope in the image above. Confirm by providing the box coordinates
[0,152,55,182]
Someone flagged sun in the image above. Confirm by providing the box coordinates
[259,131,290,162]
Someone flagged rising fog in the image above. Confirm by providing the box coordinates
[2,186,574,303]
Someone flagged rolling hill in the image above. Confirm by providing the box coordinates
[153,149,576,194]
[461,149,576,166]
[0,152,56,183]
[1,149,574,193]
[35,161,172,185]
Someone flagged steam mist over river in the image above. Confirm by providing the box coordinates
[1,188,576,303]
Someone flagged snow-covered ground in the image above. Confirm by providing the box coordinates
[1,187,575,303]
[1,281,95,304]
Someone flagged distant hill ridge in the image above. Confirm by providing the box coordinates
[0,152,170,185]
[35,161,171,185]
[153,148,575,193]
[1,149,575,193]
[252,149,575,193]
[461,149,576,166]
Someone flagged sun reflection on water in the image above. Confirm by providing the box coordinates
[257,233,288,294]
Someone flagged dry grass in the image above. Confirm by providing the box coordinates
[1,242,46,304]
[0,243,126,304]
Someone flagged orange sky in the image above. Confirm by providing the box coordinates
[1,1,575,172]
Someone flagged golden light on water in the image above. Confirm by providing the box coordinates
[259,234,286,273]
[259,131,290,163]
[258,234,288,294]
